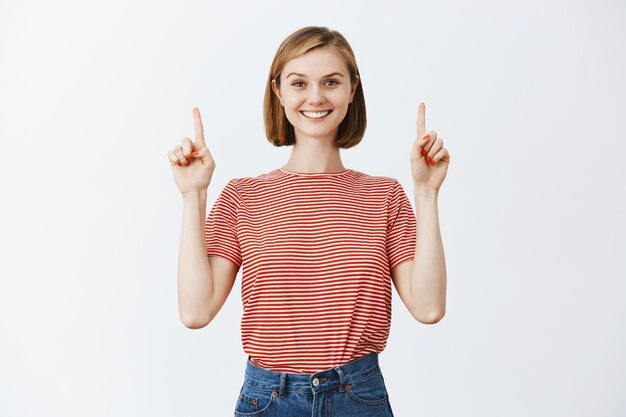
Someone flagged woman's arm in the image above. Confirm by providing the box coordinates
[177,189,213,328]
[409,185,447,322]
[404,102,449,322]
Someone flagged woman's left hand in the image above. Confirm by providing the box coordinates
[410,102,450,191]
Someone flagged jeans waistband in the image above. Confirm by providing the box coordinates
[243,352,382,395]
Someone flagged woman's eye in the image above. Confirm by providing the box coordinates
[292,80,339,87]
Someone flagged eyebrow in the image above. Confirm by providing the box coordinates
[286,72,345,79]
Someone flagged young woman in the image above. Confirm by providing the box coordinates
[167,26,449,417]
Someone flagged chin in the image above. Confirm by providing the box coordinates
[294,126,340,138]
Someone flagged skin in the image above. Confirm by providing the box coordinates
[270,46,359,173]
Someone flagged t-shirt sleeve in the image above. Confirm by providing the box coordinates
[205,179,242,269]
[386,179,417,271]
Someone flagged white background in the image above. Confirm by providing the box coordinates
[1,0,625,416]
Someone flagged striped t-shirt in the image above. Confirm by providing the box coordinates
[205,168,416,374]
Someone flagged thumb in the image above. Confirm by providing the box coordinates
[195,146,213,164]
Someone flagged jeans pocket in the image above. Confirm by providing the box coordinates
[234,382,277,416]
[345,369,390,406]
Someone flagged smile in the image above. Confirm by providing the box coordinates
[300,110,333,120]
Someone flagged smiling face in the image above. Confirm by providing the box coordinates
[272,46,359,143]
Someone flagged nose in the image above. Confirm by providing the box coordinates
[308,85,326,106]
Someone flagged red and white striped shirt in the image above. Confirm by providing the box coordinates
[205,168,416,374]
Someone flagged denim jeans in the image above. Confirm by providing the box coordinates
[233,352,395,417]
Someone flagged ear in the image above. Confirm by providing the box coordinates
[349,75,360,103]
[271,79,283,106]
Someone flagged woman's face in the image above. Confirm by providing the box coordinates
[272,46,358,142]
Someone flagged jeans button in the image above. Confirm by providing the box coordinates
[312,378,319,386]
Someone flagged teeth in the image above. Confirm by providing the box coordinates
[302,110,330,118]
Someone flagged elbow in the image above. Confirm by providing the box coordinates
[180,312,212,329]
[415,309,445,324]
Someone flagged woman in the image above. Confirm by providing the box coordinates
[167,26,449,417]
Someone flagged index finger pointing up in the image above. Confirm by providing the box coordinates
[417,102,426,139]
[193,107,205,147]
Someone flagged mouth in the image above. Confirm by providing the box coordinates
[300,109,333,121]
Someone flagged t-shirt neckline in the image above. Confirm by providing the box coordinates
[277,168,353,177]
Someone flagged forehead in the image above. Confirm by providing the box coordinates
[282,47,348,77]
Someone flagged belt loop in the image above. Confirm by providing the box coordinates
[279,372,287,399]
[334,365,346,392]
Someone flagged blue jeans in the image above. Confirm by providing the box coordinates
[233,352,395,416]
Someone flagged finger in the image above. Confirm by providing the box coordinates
[191,145,205,158]
[193,107,206,148]
[167,151,180,166]
[430,147,449,165]
[417,102,426,139]
[169,149,184,166]
[420,130,437,157]
[173,145,191,166]
[195,146,209,159]
[181,137,194,159]
[196,146,215,166]
[425,137,443,164]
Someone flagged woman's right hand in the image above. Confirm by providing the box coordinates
[167,107,216,195]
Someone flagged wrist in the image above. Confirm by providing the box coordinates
[413,184,439,199]
[181,189,207,201]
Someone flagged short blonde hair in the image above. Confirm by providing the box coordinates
[263,26,366,148]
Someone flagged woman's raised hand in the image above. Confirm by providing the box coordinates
[167,107,216,195]
[410,102,450,191]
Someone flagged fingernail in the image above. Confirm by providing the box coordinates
[430,159,436,166]
[426,156,431,163]
[423,134,430,140]
[421,149,427,156]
